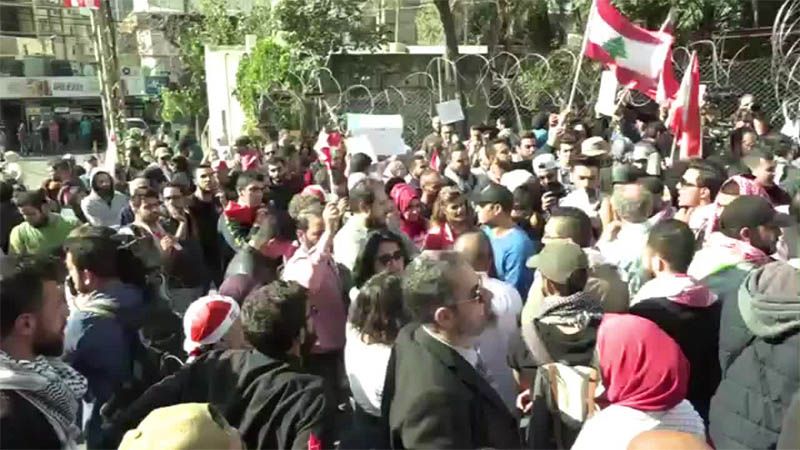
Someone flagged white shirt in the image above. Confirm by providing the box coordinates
[344,323,393,416]
[572,400,705,450]
[477,275,523,411]
[596,222,649,283]
[421,325,478,367]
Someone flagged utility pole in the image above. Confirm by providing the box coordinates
[89,0,126,163]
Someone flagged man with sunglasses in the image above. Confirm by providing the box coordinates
[675,160,723,238]
[560,155,605,230]
[382,253,520,449]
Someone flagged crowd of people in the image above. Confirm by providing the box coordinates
[1,93,799,450]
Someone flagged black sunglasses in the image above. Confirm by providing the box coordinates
[377,251,404,265]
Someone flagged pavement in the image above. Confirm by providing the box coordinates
[15,152,96,189]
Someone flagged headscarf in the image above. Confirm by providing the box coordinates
[390,183,427,241]
[597,314,689,412]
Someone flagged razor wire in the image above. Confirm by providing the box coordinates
[256,40,777,149]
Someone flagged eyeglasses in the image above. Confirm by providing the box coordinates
[377,251,404,265]
[678,180,699,188]
[452,281,485,306]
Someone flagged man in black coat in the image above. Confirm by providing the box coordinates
[104,281,335,450]
[382,252,521,449]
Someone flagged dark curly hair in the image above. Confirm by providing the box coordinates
[349,272,408,346]
[352,229,410,288]
[241,280,307,358]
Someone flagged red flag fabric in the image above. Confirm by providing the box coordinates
[64,0,101,8]
[313,130,341,169]
[668,51,702,159]
[584,0,678,102]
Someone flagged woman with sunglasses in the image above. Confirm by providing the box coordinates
[351,230,410,301]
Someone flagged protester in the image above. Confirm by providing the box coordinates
[382,253,521,448]
[476,183,537,297]
[342,272,406,448]
[444,142,489,198]
[422,185,474,250]
[389,182,427,246]
[9,189,78,255]
[62,226,147,447]
[688,196,791,305]
[182,294,246,362]
[630,219,721,423]
[223,211,284,295]
[118,403,244,450]
[514,241,604,447]
[81,169,128,227]
[571,314,705,450]
[0,255,87,449]
[0,180,23,253]
[49,158,87,217]
[333,180,392,270]
[119,177,149,227]
[560,155,604,227]
[454,231,523,410]
[742,147,792,205]
[351,229,410,297]
[709,261,800,449]
[419,169,444,219]
[218,170,266,253]
[105,281,334,449]
[597,182,653,295]
[188,165,223,286]
[511,181,545,243]
[265,156,302,210]
[160,183,209,314]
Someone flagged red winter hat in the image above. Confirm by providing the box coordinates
[183,294,240,360]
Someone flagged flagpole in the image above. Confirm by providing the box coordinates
[567,0,594,113]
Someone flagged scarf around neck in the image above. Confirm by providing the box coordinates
[0,351,87,444]
[537,291,603,328]
[632,274,718,308]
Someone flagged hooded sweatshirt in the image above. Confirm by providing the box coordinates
[80,168,129,227]
[629,274,721,423]
[63,281,146,447]
[709,261,800,449]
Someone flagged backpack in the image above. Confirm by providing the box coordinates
[528,362,601,449]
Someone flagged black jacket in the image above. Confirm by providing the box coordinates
[382,323,521,449]
[105,349,334,450]
[0,390,61,449]
[630,298,721,424]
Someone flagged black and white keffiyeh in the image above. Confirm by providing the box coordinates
[0,351,87,445]
[536,291,603,328]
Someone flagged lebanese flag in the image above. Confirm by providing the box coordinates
[584,0,678,102]
[64,0,101,8]
[668,51,702,159]
[313,129,342,169]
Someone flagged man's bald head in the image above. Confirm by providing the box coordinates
[543,207,593,248]
[454,231,493,273]
[627,430,711,450]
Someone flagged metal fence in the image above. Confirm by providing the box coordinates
[316,51,776,150]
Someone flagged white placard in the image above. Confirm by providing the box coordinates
[435,100,465,124]
[594,70,619,117]
[346,113,403,131]
[347,130,405,156]
[698,84,707,107]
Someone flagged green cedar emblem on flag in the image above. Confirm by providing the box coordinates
[602,36,627,60]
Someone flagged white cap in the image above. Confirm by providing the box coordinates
[532,153,558,176]
[500,169,535,193]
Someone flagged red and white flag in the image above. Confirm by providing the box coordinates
[64,0,101,8]
[313,129,342,169]
[584,0,678,102]
[668,51,702,160]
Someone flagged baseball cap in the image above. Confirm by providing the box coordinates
[581,136,610,157]
[719,195,794,231]
[532,153,558,176]
[476,183,514,211]
[500,169,535,194]
[612,164,646,185]
[526,240,588,284]
[118,403,241,450]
